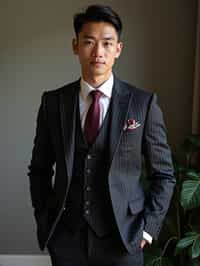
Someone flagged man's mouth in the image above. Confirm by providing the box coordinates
[90,61,105,65]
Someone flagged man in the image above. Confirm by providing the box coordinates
[28,4,176,266]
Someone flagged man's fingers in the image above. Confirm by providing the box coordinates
[140,239,148,249]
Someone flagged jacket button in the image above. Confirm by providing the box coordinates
[86,186,92,191]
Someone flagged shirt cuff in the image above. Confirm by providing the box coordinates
[143,231,153,244]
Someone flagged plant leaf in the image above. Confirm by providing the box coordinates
[185,231,198,237]
[187,135,200,148]
[175,235,196,254]
[144,248,162,266]
[186,170,200,180]
[180,180,200,209]
[192,234,200,259]
[191,260,200,266]
[145,256,162,266]
[161,257,173,266]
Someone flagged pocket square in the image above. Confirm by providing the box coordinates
[123,119,141,131]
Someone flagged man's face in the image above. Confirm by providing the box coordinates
[73,22,123,81]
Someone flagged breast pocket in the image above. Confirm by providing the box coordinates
[120,127,143,153]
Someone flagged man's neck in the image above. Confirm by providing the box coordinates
[82,73,112,88]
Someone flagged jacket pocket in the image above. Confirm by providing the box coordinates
[128,197,144,215]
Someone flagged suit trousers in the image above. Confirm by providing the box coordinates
[47,215,144,266]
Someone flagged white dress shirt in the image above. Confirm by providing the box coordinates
[79,73,113,129]
[79,73,152,244]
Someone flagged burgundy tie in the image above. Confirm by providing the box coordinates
[84,90,102,145]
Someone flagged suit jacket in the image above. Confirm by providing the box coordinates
[28,75,176,254]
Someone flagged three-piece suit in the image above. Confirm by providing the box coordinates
[28,75,175,265]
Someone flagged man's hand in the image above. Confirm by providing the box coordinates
[140,239,148,249]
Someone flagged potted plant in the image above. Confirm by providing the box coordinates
[144,134,200,266]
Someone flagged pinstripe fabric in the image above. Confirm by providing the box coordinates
[64,96,116,237]
[47,216,143,266]
[28,75,175,265]
[107,79,175,254]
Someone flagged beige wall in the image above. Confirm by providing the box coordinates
[0,0,197,253]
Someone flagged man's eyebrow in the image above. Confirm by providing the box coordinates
[82,35,95,39]
[102,37,115,41]
[82,35,115,41]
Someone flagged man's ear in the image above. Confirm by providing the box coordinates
[72,38,78,54]
[115,42,123,59]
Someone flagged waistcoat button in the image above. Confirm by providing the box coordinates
[85,209,90,215]
[86,169,91,174]
[86,186,92,191]
[85,201,91,206]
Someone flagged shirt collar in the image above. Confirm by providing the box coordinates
[80,73,113,100]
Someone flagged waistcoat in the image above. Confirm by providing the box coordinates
[64,100,117,237]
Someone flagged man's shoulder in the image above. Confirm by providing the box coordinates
[44,79,80,97]
[116,77,153,101]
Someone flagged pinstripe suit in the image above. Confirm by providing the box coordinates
[28,74,176,265]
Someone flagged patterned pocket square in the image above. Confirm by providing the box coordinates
[123,119,141,131]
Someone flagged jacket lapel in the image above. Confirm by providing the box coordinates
[59,76,132,183]
[109,76,133,165]
[59,80,80,185]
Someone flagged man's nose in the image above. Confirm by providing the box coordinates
[92,43,103,57]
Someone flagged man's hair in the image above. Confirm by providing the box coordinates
[73,5,122,40]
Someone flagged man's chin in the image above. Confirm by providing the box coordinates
[88,69,106,76]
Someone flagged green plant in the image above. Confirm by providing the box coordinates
[144,134,200,266]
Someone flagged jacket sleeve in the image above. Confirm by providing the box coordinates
[142,93,176,240]
[28,92,55,218]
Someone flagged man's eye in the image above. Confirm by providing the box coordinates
[84,40,93,45]
[104,42,113,47]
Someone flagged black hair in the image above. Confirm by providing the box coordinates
[73,5,122,40]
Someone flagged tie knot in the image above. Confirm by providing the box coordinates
[90,90,103,101]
